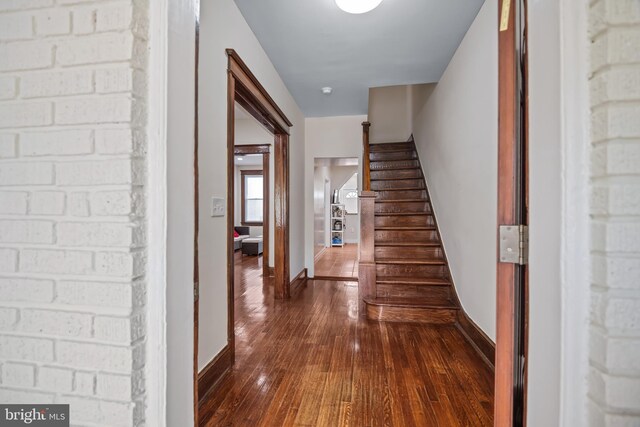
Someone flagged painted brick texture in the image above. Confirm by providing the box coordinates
[589,0,640,425]
[0,1,148,426]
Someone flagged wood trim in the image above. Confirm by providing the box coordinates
[235,88,277,135]
[362,121,371,192]
[289,268,308,296]
[274,133,290,299]
[234,144,271,155]
[263,151,270,278]
[219,51,292,426]
[193,11,200,423]
[456,311,496,369]
[197,345,232,407]
[227,49,292,132]
[226,71,236,364]
[495,0,529,425]
[240,169,264,226]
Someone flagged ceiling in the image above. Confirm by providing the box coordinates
[233,0,484,117]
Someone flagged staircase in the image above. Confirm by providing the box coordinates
[363,139,460,324]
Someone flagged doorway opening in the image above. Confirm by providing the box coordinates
[233,111,272,279]
[313,157,360,281]
[195,49,293,424]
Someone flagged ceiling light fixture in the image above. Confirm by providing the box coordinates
[321,87,333,95]
[335,0,382,14]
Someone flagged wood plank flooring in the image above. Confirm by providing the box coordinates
[314,244,359,280]
[200,254,494,426]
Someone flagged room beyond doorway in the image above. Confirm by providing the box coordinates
[313,157,360,282]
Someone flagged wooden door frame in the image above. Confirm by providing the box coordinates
[194,49,292,424]
[234,143,271,278]
[495,0,529,425]
[226,50,293,366]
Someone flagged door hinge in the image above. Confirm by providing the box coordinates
[194,281,199,302]
[499,225,528,265]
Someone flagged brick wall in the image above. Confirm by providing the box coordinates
[0,1,148,426]
[589,0,640,425]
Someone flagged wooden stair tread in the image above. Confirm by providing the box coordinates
[374,212,430,216]
[374,187,426,191]
[375,258,446,265]
[364,296,458,309]
[375,242,440,247]
[370,176,422,181]
[369,143,414,148]
[369,165,420,171]
[375,199,429,203]
[377,276,450,286]
[375,226,435,230]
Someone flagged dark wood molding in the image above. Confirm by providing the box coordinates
[226,49,292,133]
[495,0,529,425]
[362,121,371,192]
[290,268,308,296]
[266,266,275,277]
[274,133,290,299]
[193,9,201,424]
[240,169,264,226]
[197,345,232,410]
[263,152,270,278]
[456,310,496,370]
[226,71,236,364]
[219,50,292,425]
[234,144,271,154]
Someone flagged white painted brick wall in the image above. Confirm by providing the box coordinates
[0,1,148,425]
[589,0,640,424]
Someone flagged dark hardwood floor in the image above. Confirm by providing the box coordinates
[200,253,494,426]
[314,244,359,280]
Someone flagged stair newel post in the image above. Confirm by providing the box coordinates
[359,121,376,303]
[362,121,371,191]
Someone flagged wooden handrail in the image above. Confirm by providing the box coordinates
[362,121,371,191]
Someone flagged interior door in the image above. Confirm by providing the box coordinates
[495,0,529,425]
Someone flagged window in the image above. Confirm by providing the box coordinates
[241,170,264,225]
[339,172,359,214]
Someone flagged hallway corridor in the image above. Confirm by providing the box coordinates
[314,244,359,280]
[199,255,494,426]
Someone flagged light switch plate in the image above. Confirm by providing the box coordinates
[211,197,225,217]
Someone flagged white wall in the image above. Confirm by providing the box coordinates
[304,115,366,277]
[198,0,306,370]
[163,0,198,424]
[412,0,498,340]
[368,85,413,143]
[528,0,563,425]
